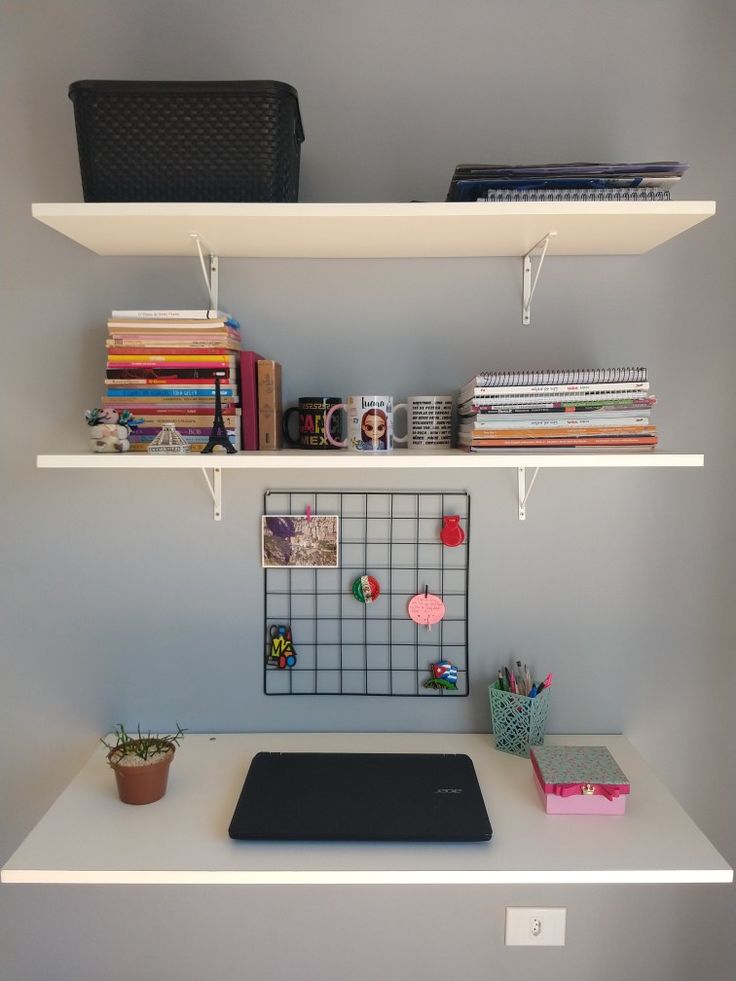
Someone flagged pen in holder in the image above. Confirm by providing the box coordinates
[488,681,550,757]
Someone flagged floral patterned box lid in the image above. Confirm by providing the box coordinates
[531,745,630,797]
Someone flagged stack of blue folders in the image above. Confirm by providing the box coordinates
[446,161,687,202]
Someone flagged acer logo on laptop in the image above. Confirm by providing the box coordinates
[434,787,464,794]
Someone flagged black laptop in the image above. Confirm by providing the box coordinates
[228,752,493,842]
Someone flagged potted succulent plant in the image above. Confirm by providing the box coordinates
[101,723,185,805]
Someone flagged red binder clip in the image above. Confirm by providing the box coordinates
[440,515,465,547]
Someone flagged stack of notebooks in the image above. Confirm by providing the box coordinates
[102,309,243,452]
[446,162,687,203]
[457,367,657,451]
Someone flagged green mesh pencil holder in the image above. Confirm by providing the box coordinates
[488,682,550,757]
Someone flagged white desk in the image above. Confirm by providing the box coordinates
[1,732,731,885]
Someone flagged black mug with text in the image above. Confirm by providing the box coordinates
[283,396,344,449]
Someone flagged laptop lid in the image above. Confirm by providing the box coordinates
[228,752,493,842]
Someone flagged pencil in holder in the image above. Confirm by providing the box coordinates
[488,681,550,757]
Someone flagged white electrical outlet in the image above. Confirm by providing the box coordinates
[505,907,566,946]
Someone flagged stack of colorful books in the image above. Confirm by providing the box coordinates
[101,309,242,452]
[456,367,657,450]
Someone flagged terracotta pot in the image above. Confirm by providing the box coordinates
[107,742,175,805]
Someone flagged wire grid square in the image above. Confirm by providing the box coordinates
[263,489,470,696]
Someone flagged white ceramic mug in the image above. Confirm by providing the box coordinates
[394,395,453,450]
[325,396,407,452]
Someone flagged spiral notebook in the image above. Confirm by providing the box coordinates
[464,366,648,389]
[482,188,671,202]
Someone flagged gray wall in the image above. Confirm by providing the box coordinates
[1,1,734,978]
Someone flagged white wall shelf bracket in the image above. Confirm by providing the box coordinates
[517,466,540,520]
[522,231,557,325]
[191,232,219,311]
[201,467,223,521]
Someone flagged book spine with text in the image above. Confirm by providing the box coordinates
[462,426,656,440]
[460,435,658,448]
[459,393,654,412]
[459,381,649,401]
[107,347,236,364]
[130,430,240,443]
[101,398,239,412]
[128,442,209,453]
[460,399,656,416]
[106,338,241,350]
[131,416,240,427]
[111,309,235,321]
[257,360,283,450]
[459,414,651,431]
[106,372,237,383]
[105,386,236,398]
[107,324,239,335]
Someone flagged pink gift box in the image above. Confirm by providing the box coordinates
[531,746,630,815]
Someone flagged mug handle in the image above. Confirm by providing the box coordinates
[324,403,347,447]
[282,406,301,446]
[393,402,408,445]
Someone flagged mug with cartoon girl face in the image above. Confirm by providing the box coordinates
[325,396,407,452]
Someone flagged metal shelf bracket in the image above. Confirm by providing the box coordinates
[522,231,557,325]
[191,232,219,312]
[517,466,540,520]
[201,467,223,521]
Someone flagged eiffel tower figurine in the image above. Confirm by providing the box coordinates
[201,371,236,454]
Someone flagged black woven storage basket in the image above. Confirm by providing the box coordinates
[69,80,304,202]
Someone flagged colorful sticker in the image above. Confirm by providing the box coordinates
[268,625,297,669]
[423,660,459,691]
[352,575,381,603]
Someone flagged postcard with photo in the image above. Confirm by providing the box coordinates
[262,514,340,568]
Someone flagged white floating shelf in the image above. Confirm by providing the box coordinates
[37,450,704,522]
[36,450,704,470]
[32,201,715,259]
[2,733,731,886]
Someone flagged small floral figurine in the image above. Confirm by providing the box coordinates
[85,407,140,453]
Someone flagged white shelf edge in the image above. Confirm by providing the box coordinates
[36,451,705,521]
[2,868,732,886]
[31,200,716,258]
[36,450,705,470]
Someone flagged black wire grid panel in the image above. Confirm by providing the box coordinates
[263,490,470,696]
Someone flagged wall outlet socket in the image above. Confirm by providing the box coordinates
[505,907,566,946]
